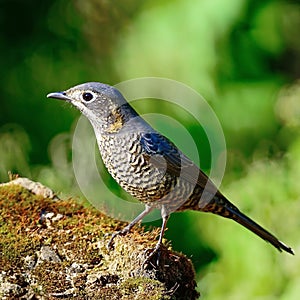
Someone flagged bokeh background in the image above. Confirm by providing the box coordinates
[1,0,300,298]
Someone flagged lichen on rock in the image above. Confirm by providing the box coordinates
[0,179,200,299]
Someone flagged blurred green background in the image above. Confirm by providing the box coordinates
[1,0,300,298]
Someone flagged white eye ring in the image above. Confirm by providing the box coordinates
[81,92,95,102]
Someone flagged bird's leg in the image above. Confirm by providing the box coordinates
[107,205,154,250]
[143,212,170,267]
[155,213,169,251]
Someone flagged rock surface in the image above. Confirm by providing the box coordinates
[0,178,199,299]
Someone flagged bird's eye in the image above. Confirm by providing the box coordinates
[82,92,94,102]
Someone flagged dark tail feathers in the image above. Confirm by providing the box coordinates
[204,198,294,255]
[225,204,294,255]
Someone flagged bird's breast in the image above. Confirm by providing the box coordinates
[96,133,178,203]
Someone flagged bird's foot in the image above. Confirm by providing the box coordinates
[106,228,129,250]
[142,243,163,269]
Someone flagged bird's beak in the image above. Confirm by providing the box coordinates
[47,91,70,101]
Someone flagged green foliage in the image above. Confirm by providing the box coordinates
[1,0,300,298]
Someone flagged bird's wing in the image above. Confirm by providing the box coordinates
[140,132,221,197]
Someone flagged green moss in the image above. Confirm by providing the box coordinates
[0,181,199,299]
[119,277,168,299]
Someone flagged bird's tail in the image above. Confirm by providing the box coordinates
[202,196,294,255]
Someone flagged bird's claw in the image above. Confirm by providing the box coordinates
[142,245,162,269]
[106,230,122,250]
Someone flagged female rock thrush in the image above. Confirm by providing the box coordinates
[47,82,294,256]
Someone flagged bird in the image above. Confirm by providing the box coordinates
[47,82,294,257]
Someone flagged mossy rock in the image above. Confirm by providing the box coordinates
[0,178,200,299]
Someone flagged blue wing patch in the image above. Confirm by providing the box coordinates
[140,132,183,175]
[140,132,217,195]
[140,132,174,155]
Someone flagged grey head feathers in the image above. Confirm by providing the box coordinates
[47,82,139,133]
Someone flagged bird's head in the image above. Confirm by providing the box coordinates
[47,82,134,133]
